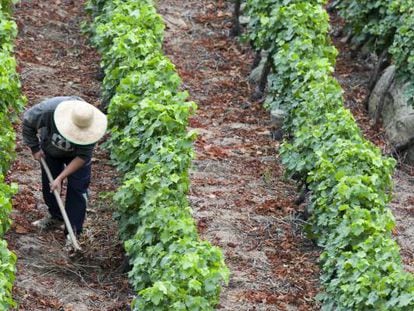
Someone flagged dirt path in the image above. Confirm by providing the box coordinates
[330,15,414,273]
[6,1,131,309]
[159,1,320,310]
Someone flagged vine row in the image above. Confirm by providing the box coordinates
[85,0,229,309]
[0,1,25,309]
[244,0,414,309]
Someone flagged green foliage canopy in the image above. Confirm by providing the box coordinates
[86,0,229,309]
[245,0,414,309]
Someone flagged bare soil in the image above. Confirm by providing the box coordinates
[159,0,321,310]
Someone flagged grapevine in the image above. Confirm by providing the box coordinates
[244,0,414,309]
[337,0,414,102]
[86,0,229,309]
[0,2,25,309]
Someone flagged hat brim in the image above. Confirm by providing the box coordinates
[54,100,108,145]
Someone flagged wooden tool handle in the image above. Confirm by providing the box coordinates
[40,157,82,251]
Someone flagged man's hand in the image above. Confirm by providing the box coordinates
[33,150,45,161]
[50,176,63,193]
[48,157,86,194]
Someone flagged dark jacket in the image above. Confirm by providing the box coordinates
[22,96,94,161]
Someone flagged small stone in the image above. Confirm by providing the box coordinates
[270,109,286,130]
[239,15,250,25]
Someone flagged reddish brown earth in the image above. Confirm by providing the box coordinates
[159,0,321,310]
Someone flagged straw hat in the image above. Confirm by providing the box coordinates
[54,100,108,145]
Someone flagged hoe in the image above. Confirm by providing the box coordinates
[40,158,82,251]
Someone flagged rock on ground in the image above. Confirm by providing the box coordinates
[369,65,414,163]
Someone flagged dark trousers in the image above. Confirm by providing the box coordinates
[41,155,91,235]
